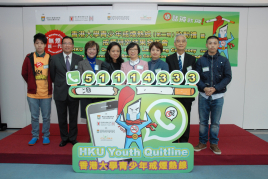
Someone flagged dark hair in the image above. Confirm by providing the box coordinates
[34,33,47,44]
[149,42,163,53]
[126,42,140,55]
[84,41,99,58]
[105,42,124,64]
[206,36,219,43]
[62,36,74,44]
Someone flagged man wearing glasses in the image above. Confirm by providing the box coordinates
[166,34,196,143]
[50,36,83,147]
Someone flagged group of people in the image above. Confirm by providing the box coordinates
[21,32,232,155]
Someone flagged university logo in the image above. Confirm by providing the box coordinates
[97,115,101,119]
[163,12,172,21]
[89,16,94,21]
[107,16,111,20]
[69,16,74,21]
[41,16,45,21]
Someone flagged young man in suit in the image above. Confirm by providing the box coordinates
[50,36,83,147]
[166,34,196,143]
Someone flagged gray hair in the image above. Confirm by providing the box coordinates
[174,34,187,43]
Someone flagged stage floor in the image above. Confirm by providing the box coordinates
[0,124,268,165]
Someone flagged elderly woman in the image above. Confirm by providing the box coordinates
[120,42,148,82]
[101,42,124,75]
[78,41,103,119]
[148,42,169,75]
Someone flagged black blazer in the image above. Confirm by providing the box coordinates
[166,52,196,102]
[50,52,83,101]
[101,61,120,75]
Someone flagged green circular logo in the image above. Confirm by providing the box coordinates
[156,71,170,85]
[95,70,110,85]
[185,70,200,85]
[170,70,184,85]
[141,70,155,85]
[81,70,96,85]
[127,70,141,85]
[111,70,126,85]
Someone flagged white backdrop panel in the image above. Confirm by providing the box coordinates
[243,8,268,129]
[0,8,26,128]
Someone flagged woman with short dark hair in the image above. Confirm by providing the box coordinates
[78,41,103,119]
[148,42,169,75]
[120,42,148,81]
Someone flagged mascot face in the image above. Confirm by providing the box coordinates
[127,99,141,121]
[219,24,228,38]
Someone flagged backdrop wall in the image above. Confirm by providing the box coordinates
[0,5,267,129]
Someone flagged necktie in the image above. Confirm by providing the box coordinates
[66,56,70,71]
[178,56,182,71]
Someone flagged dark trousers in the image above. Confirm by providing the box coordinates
[55,98,79,142]
[177,98,192,143]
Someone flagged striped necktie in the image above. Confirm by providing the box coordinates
[178,55,182,71]
[66,56,70,71]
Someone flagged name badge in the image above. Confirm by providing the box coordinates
[137,65,143,70]
[155,68,161,74]
[95,65,99,70]
[202,67,209,72]
[43,65,49,69]
[75,65,78,69]
[187,66,192,71]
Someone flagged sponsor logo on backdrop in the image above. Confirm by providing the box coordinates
[163,12,172,21]
[97,115,101,119]
[107,16,129,20]
[96,122,115,126]
[69,16,94,21]
[97,130,115,133]
[41,16,45,21]
[45,30,66,55]
[140,15,152,21]
[100,136,113,141]
[45,16,60,21]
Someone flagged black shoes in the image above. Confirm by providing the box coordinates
[59,140,68,147]
[69,140,78,145]
[59,139,78,147]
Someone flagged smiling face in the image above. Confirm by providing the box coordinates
[128,45,139,61]
[34,39,46,55]
[206,38,219,56]
[150,45,161,60]
[109,45,120,62]
[62,38,74,55]
[174,35,187,52]
[87,45,97,58]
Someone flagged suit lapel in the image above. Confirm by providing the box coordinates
[172,53,180,71]
[59,53,67,71]
[70,54,76,71]
[183,53,191,74]
[85,60,93,71]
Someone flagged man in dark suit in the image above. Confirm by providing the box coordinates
[50,36,83,147]
[166,34,196,143]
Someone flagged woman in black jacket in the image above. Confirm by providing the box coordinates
[101,42,124,75]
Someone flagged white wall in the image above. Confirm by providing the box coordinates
[243,8,268,129]
[0,5,267,129]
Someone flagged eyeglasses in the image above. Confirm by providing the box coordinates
[176,40,186,43]
[62,43,73,46]
[129,49,138,52]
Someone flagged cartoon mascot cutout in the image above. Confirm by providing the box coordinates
[115,86,157,150]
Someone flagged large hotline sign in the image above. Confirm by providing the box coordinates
[69,70,199,173]
[36,10,239,66]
